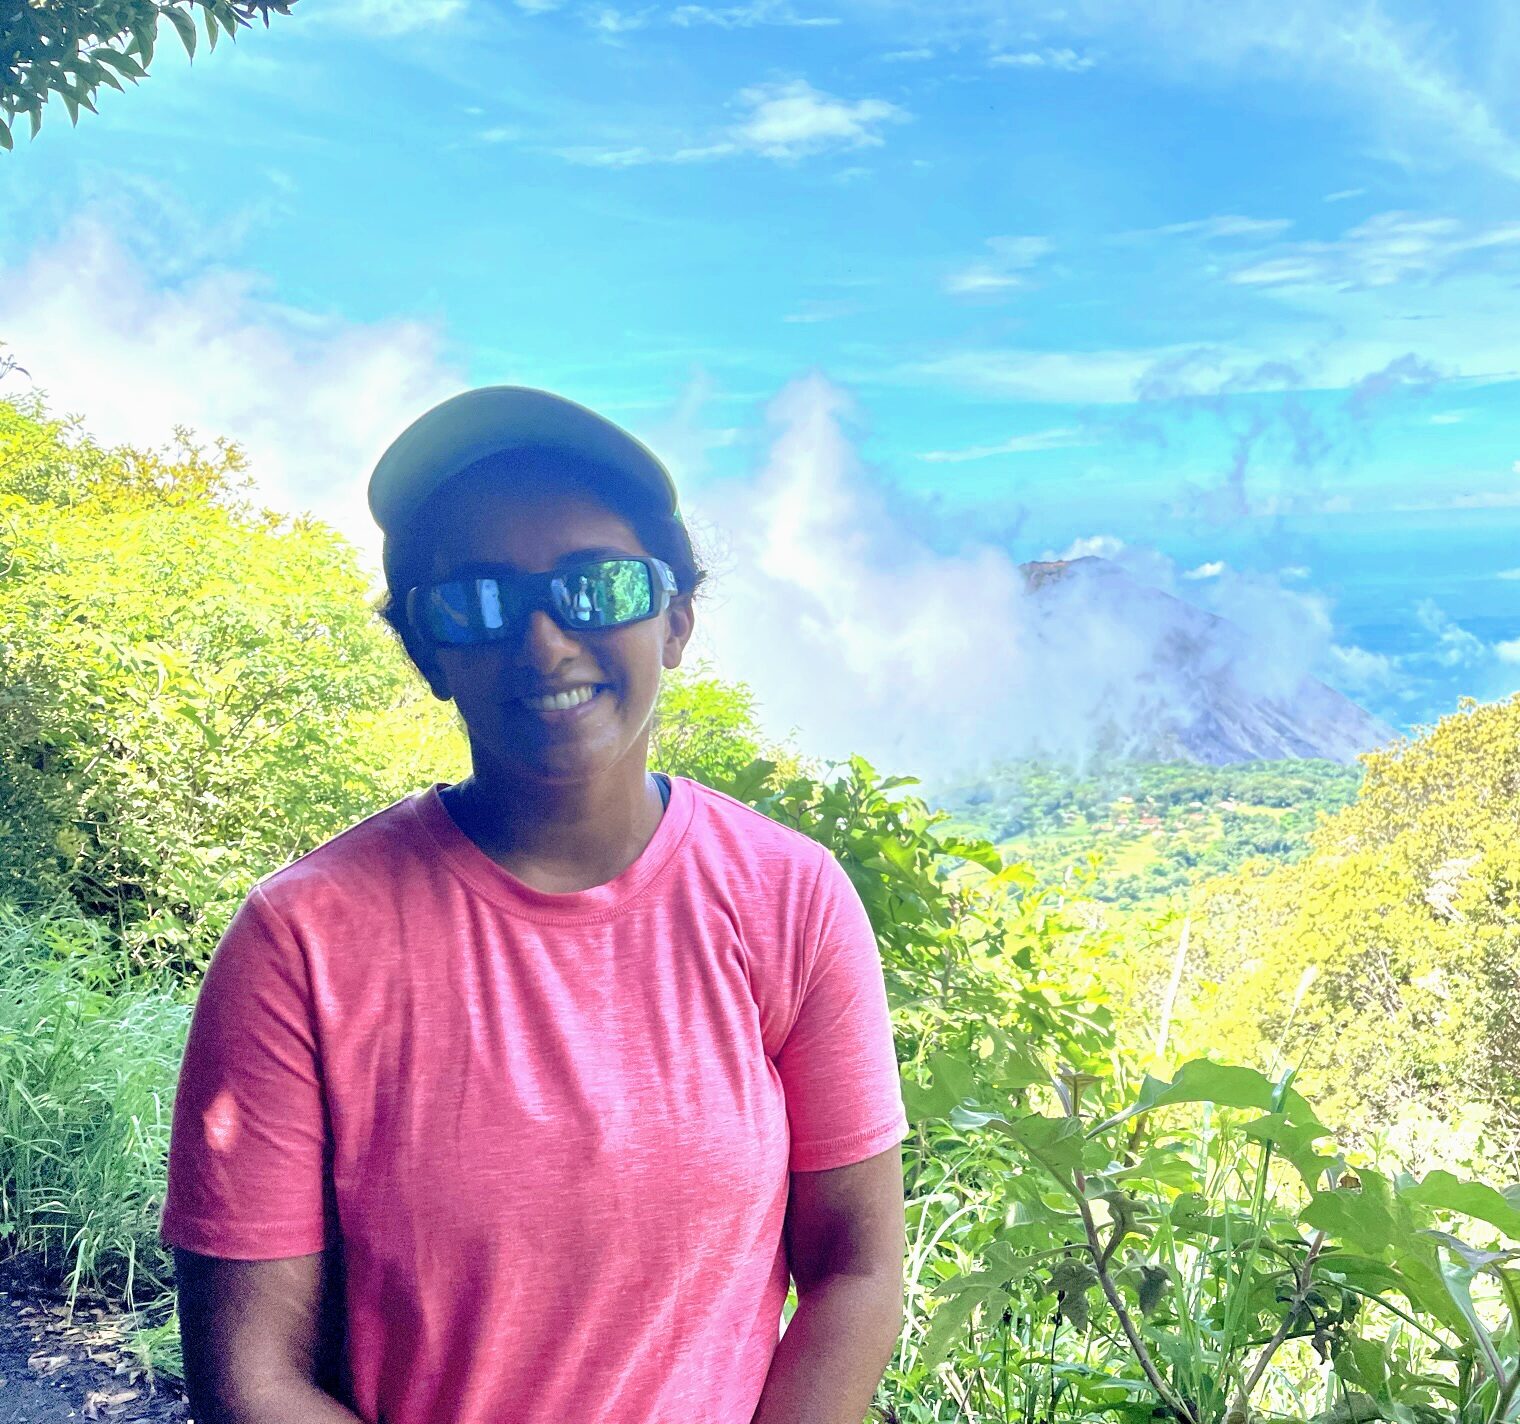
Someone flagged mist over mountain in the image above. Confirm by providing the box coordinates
[1016,556,1394,766]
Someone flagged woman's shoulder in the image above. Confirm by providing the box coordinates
[249,787,433,920]
[678,777,833,875]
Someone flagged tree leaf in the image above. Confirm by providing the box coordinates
[165,6,198,58]
[1399,1170,1520,1242]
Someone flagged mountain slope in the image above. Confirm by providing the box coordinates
[1017,557,1394,765]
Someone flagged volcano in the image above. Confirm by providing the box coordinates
[1015,557,1394,765]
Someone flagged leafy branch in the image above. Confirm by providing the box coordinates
[1,0,298,148]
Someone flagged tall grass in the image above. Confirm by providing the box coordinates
[0,903,188,1361]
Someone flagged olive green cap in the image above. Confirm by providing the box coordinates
[368,386,679,548]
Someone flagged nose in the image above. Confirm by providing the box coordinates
[516,607,582,675]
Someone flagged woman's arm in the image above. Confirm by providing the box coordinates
[175,1246,364,1424]
[749,1144,906,1424]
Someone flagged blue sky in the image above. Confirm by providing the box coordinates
[3,0,1519,768]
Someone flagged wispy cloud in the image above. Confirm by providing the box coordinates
[1184,560,1226,579]
[782,299,862,324]
[1325,187,1367,202]
[944,235,1053,296]
[560,78,906,165]
[912,345,1191,404]
[1134,214,1292,241]
[1230,212,1520,289]
[989,47,1094,71]
[920,1,1520,183]
[1394,490,1520,512]
[585,5,655,33]
[670,0,840,25]
[918,426,1086,462]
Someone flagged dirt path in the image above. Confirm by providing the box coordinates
[0,1279,189,1423]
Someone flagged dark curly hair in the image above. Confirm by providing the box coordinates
[376,447,706,672]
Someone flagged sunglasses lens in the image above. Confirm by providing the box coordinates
[414,577,511,645]
[553,560,654,628]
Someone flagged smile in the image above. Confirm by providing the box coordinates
[520,684,602,712]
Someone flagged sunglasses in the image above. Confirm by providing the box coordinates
[405,555,679,647]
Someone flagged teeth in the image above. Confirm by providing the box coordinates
[523,684,598,711]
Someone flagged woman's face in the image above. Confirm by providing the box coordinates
[414,476,695,788]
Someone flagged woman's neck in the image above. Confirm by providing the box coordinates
[441,755,667,893]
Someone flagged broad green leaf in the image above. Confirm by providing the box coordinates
[1240,1111,1340,1190]
[996,1112,1086,1188]
[1095,1059,1313,1132]
[1303,1172,1410,1258]
[1399,1170,1520,1242]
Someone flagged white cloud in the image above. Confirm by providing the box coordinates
[1495,639,1520,664]
[557,78,905,166]
[1184,560,1226,579]
[918,427,1085,462]
[0,219,460,561]
[1049,534,1125,561]
[1513,459,1520,475]
[731,79,906,159]
[1281,565,1310,580]
[1230,211,1520,290]
[990,47,1094,71]
[1325,187,1367,202]
[1415,600,1487,668]
[1495,569,1520,581]
[586,5,655,32]
[479,125,521,143]
[685,387,1384,774]
[1329,643,1395,686]
[1428,410,1470,424]
[690,383,1324,773]
[945,235,1053,296]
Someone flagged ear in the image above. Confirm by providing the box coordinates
[662,593,696,671]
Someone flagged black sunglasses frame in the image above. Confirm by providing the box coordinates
[404,555,679,648]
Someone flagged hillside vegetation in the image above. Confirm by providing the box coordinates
[1170,695,1520,1175]
[938,759,1363,905]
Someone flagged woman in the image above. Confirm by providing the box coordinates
[161,386,910,1424]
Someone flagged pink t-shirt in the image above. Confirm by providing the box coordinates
[161,775,909,1424]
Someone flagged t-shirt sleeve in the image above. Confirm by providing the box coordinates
[160,884,336,1259]
[775,850,911,1173]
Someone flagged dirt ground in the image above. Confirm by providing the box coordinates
[0,1271,190,1424]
